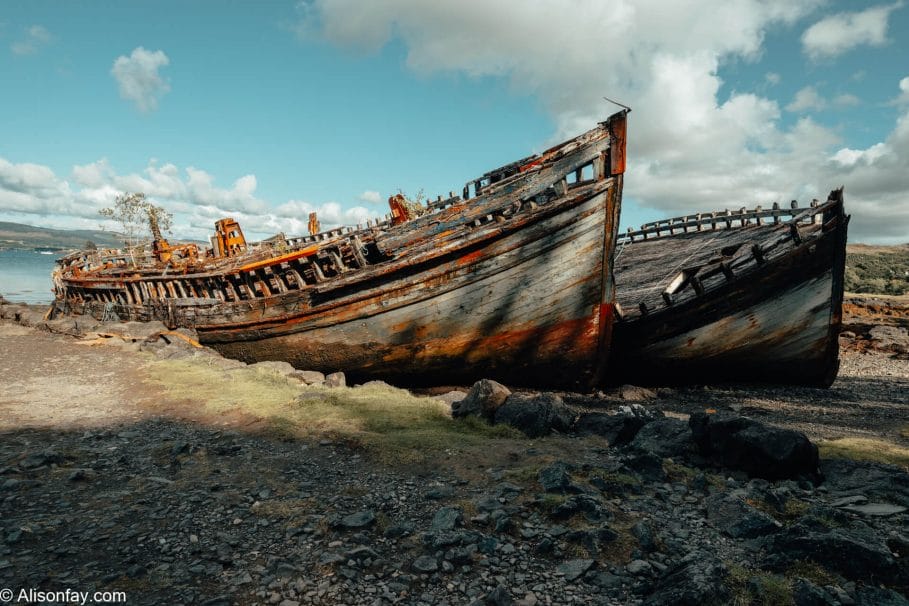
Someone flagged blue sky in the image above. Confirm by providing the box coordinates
[1,0,907,243]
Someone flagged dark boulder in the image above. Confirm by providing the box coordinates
[452,379,511,420]
[622,451,667,482]
[549,494,611,523]
[763,522,899,584]
[643,550,730,606]
[537,461,575,494]
[705,493,782,539]
[493,392,576,438]
[689,412,818,480]
[854,586,909,606]
[629,418,693,458]
[791,577,837,606]
[820,458,909,507]
[557,559,595,582]
[574,404,664,446]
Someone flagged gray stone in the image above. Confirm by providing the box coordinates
[412,555,438,573]
[289,370,325,385]
[550,495,611,523]
[643,551,730,606]
[792,577,837,606]
[821,459,909,507]
[325,372,346,388]
[611,385,658,401]
[483,585,514,606]
[431,507,463,532]
[537,461,573,493]
[868,325,909,353]
[706,493,782,538]
[557,559,594,582]
[337,510,375,529]
[829,495,867,507]
[452,379,511,420]
[690,412,818,480]
[626,559,652,575]
[574,404,664,446]
[854,586,909,606]
[841,502,907,516]
[764,524,900,584]
[630,418,692,458]
[423,485,455,500]
[494,392,576,438]
[632,521,657,552]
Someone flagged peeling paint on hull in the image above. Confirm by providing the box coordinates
[609,190,849,387]
[206,184,620,388]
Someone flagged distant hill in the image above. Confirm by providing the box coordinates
[0,221,126,251]
[846,243,909,296]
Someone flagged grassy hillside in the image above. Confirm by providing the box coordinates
[0,221,125,250]
[845,243,909,295]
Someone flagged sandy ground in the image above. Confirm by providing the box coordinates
[1,319,906,449]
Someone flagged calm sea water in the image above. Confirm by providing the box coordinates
[0,249,58,304]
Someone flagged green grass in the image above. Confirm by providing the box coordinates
[845,246,909,296]
[745,497,809,525]
[785,560,839,588]
[727,564,794,606]
[817,437,909,470]
[145,356,523,463]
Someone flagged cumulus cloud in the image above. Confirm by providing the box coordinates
[110,47,171,112]
[833,93,860,108]
[0,156,383,241]
[786,86,826,112]
[801,2,902,60]
[11,25,52,56]
[287,0,909,242]
[358,190,382,204]
[896,76,909,105]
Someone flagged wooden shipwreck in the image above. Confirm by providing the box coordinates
[608,189,850,387]
[53,111,629,389]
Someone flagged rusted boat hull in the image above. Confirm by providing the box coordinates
[608,191,849,387]
[203,182,622,388]
[53,111,629,389]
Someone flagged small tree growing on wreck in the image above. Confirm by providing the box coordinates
[99,192,172,266]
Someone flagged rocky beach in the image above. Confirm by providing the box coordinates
[1,296,907,606]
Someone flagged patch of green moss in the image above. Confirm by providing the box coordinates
[818,437,909,470]
[727,564,794,606]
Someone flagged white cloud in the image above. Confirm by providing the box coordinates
[765,72,781,86]
[11,25,52,56]
[833,93,860,108]
[896,76,909,104]
[831,143,889,167]
[293,2,908,242]
[0,156,384,241]
[110,47,171,112]
[358,190,382,204]
[786,86,826,112]
[801,2,902,60]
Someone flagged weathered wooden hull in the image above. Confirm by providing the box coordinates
[608,191,849,387]
[53,110,630,389]
[206,183,621,388]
